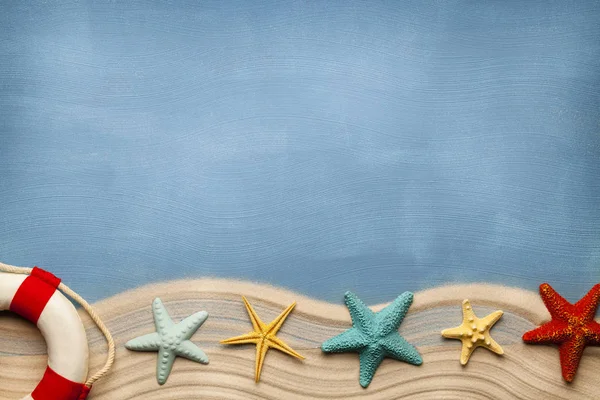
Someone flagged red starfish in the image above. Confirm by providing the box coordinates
[522,283,600,382]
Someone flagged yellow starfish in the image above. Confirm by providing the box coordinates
[441,299,504,365]
[220,296,304,382]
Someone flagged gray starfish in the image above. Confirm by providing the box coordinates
[125,298,209,385]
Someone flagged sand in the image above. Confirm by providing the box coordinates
[0,279,598,399]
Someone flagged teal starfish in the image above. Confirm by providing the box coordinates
[321,291,422,388]
[125,298,209,385]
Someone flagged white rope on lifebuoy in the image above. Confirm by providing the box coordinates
[0,262,115,399]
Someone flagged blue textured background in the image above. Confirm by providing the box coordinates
[1,1,599,304]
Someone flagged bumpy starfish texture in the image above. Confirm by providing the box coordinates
[522,283,600,382]
[125,298,209,385]
[441,299,504,365]
[220,296,304,382]
[321,291,422,388]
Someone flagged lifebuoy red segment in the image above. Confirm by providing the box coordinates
[31,367,89,400]
[10,267,61,324]
[78,386,91,400]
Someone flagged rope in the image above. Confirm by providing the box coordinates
[0,262,115,387]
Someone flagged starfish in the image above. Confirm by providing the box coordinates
[321,291,422,388]
[125,298,209,385]
[220,296,304,382]
[522,283,600,382]
[441,299,504,365]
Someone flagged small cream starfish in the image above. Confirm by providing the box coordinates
[441,299,504,365]
[220,296,304,382]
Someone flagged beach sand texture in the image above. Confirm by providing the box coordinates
[0,280,598,399]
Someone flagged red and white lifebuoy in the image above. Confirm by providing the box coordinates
[0,267,90,400]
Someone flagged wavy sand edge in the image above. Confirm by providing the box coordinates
[1,279,598,399]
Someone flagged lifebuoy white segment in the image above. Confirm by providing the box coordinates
[0,268,90,400]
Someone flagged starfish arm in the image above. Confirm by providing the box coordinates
[152,298,175,335]
[321,327,369,353]
[441,325,467,339]
[176,340,209,364]
[375,291,414,336]
[125,332,162,351]
[380,334,422,366]
[460,341,477,365]
[220,331,261,345]
[585,320,600,344]
[574,284,600,322]
[480,310,503,328]
[156,349,176,385]
[175,311,208,340]
[344,291,375,335]
[267,336,305,360]
[254,339,270,382]
[242,296,267,333]
[485,337,504,355]
[539,283,574,321]
[460,300,477,322]
[559,335,586,382]
[265,302,296,336]
[523,321,571,344]
[358,346,385,388]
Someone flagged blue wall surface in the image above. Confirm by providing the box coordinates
[1,1,599,304]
